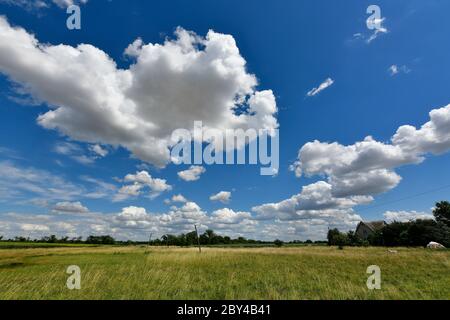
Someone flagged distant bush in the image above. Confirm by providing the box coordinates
[327,229,350,246]
[274,239,284,247]
[86,235,116,245]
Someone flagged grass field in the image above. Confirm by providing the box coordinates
[0,242,98,249]
[0,245,449,300]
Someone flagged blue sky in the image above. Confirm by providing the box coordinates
[0,0,449,240]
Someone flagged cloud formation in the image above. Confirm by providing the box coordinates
[367,20,388,43]
[210,191,231,204]
[52,201,89,214]
[178,166,206,182]
[0,17,278,168]
[0,0,87,9]
[290,104,450,199]
[114,171,172,201]
[352,17,388,44]
[258,103,450,230]
[0,0,87,12]
[54,141,97,165]
[171,194,188,203]
[306,78,334,97]
[384,210,434,223]
[52,0,87,8]
[389,64,411,76]
[0,160,117,203]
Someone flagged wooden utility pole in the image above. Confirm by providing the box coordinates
[148,233,153,247]
[194,224,201,253]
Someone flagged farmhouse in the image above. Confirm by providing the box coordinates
[355,221,387,240]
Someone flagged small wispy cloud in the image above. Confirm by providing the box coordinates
[0,0,87,13]
[352,17,389,44]
[388,64,411,76]
[306,78,334,97]
[366,18,388,43]
[0,0,49,11]
[54,141,103,165]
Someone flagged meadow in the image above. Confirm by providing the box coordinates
[0,245,448,300]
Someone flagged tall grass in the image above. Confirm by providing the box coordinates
[0,246,448,300]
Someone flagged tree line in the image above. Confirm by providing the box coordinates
[0,230,325,246]
[328,201,450,247]
[0,235,117,245]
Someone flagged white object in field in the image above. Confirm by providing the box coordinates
[426,242,446,249]
[388,249,398,254]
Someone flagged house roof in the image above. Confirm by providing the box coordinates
[359,221,386,232]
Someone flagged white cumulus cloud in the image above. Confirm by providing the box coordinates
[114,171,171,201]
[261,103,450,230]
[209,191,232,204]
[52,201,89,214]
[384,210,434,223]
[171,194,188,203]
[0,17,278,168]
[177,166,206,182]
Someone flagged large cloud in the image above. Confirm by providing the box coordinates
[252,181,365,222]
[392,105,450,156]
[290,104,450,200]
[0,17,278,168]
[257,104,450,227]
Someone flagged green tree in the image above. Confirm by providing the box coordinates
[274,239,284,247]
[185,231,197,246]
[202,229,217,245]
[334,233,349,247]
[382,222,410,246]
[327,229,341,246]
[236,237,247,244]
[433,201,450,227]
[347,231,362,246]
[86,235,116,245]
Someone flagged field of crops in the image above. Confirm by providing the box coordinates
[0,245,448,300]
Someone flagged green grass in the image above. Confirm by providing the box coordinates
[0,242,97,249]
[0,246,448,300]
